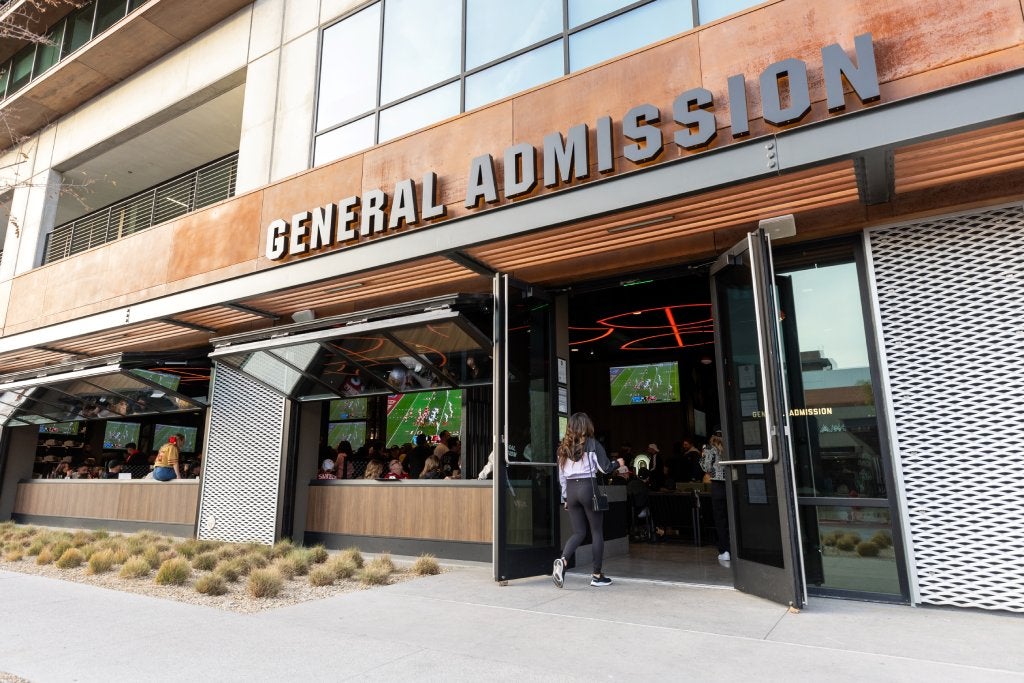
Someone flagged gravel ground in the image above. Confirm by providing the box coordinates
[0,550,426,614]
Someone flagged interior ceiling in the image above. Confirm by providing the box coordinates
[54,84,245,225]
[2,116,1024,377]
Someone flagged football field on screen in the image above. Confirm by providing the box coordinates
[609,364,678,405]
[386,391,459,446]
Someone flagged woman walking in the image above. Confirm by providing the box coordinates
[553,412,624,588]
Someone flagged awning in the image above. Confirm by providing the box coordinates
[0,353,210,427]
[209,294,493,400]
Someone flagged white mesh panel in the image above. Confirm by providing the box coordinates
[868,205,1024,613]
[197,363,287,545]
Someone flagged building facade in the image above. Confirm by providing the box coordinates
[0,0,1021,613]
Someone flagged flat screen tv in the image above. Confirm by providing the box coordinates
[328,421,367,450]
[385,389,462,447]
[328,397,368,421]
[153,424,199,453]
[132,369,181,393]
[103,421,141,450]
[609,361,680,406]
[39,421,81,435]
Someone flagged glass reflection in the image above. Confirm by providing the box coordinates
[569,0,692,71]
[568,0,636,27]
[779,262,886,499]
[697,0,759,24]
[378,82,459,142]
[466,0,561,69]
[465,41,563,111]
[379,0,460,104]
[314,116,375,166]
[801,505,902,595]
[317,4,381,130]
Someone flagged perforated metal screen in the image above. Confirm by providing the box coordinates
[868,205,1024,612]
[197,363,287,545]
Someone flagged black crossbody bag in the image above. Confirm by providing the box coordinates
[588,447,609,512]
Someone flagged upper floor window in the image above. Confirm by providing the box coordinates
[316,0,766,165]
[0,0,145,102]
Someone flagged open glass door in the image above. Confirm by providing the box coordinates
[493,274,560,581]
[711,228,807,608]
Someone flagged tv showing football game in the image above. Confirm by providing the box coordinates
[328,421,367,450]
[328,397,368,421]
[132,369,181,393]
[153,424,199,453]
[385,389,462,447]
[609,362,680,406]
[39,421,81,435]
[103,421,141,450]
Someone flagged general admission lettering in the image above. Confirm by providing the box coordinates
[266,33,880,260]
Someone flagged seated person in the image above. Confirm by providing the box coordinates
[445,467,462,480]
[381,459,409,480]
[317,459,337,480]
[104,458,125,479]
[420,455,443,479]
[363,459,385,479]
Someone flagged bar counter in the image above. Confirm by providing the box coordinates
[305,479,492,561]
[13,479,200,536]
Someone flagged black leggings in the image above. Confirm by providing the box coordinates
[561,478,605,574]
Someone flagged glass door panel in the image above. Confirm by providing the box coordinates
[712,229,806,607]
[494,275,560,581]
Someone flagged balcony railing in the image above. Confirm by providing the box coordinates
[43,152,238,265]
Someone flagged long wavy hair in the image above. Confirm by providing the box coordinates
[557,412,594,468]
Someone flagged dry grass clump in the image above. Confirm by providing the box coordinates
[213,559,242,582]
[78,544,97,561]
[236,552,269,575]
[195,574,228,596]
[281,550,310,577]
[367,553,395,574]
[340,547,364,568]
[271,557,297,581]
[70,530,93,547]
[359,564,391,586]
[155,558,191,586]
[36,548,54,565]
[120,556,151,579]
[55,547,85,569]
[327,555,358,580]
[271,539,295,558]
[308,566,335,587]
[307,545,329,564]
[4,548,24,562]
[411,554,440,576]
[26,538,47,556]
[142,545,162,569]
[87,549,116,574]
[192,552,218,571]
[247,568,284,598]
[175,539,202,559]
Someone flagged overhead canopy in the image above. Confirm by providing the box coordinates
[209,294,493,400]
[0,353,210,427]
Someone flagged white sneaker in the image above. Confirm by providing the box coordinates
[717,551,731,561]
[552,558,565,588]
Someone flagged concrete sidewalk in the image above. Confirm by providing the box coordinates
[1,566,1022,682]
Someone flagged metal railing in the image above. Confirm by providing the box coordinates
[43,152,238,265]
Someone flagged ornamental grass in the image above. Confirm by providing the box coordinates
[55,547,85,569]
[339,547,364,568]
[327,555,358,580]
[358,564,391,586]
[247,568,284,598]
[308,566,335,587]
[366,553,395,574]
[194,574,228,596]
[154,558,191,586]
[192,552,218,571]
[119,556,152,579]
[411,554,441,576]
[87,549,116,574]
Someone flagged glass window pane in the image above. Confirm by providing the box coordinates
[569,0,636,28]
[63,2,97,57]
[314,115,375,166]
[379,0,460,104]
[698,0,760,24]
[317,3,381,131]
[465,41,563,110]
[128,0,147,11]
[34,24,63,77]
[801,505,902,595]
[466,0,561,69]
[94,0,128,35]
[7,44,36,95]
[569,0,693,71]
[779,262,888,500]
[378,82,459,142]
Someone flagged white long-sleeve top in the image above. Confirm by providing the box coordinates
[558,438,616,501]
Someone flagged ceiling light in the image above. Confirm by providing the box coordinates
[606,215,675,234]
[322,282,365,294]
